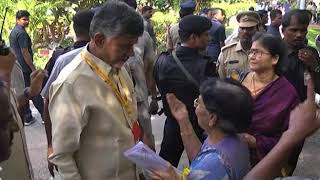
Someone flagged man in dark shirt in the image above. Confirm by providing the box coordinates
[281,9,320,175]
[207,8,226,63]
[154,15,216,167]
[267,9,282,38]
[142,6,157,50]
[282,9,320,101]
[40,9,93,177]
[10,10,43,126]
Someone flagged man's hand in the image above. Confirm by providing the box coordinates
[47,145,58,177]
[149,99,159,115]
[240,133,257,148]
[29,69,47,97]
[285,74,320,144]
[298,48,318,69]
[142,134,155,151]
[166,93,189,124]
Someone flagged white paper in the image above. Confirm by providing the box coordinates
[124,141,172,171]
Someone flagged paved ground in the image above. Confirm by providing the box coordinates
[26,102,188,180]
[25,102,320,179]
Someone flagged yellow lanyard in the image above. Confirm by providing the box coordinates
[81,51,133,117]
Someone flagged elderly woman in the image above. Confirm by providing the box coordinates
[240,33,300,167]
[0,80,19,163]
[152,78,253,180]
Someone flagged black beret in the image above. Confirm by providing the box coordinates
[179,15,212,34]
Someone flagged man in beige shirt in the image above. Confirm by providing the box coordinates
[48,2,144,180]
[217,11,260,79]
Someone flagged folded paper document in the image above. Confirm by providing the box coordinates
[124,141,170,171]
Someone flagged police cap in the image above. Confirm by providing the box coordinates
[236,11,260,27]
[179,15,212,34]
[180,0,196,9]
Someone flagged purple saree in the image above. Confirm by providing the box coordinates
[247,76,299,165]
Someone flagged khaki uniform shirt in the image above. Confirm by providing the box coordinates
[225,31,239,45]
[49,46,138,180]
[217,41,249,79]
[166,23,180,51]
[0,91,33,180]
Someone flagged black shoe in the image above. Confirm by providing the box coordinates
[24,116,36,126]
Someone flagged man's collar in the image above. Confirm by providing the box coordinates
[287,47,295,55]
[83,45,112,75]
[15,24,25,30]
[73,41,89,49]
[235,41,244,52]
[177,45,199,55]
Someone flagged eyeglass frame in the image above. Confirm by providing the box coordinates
[248,49,271,58]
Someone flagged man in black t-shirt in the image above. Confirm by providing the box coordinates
[10,10,43,126]
[154,15,216,167]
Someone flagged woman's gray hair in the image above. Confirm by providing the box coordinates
[89,1,144,38]
[200,78,253,134]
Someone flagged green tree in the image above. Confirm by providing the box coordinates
[1,0,105,50]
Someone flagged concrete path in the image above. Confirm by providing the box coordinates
[25,101,320,179]
[25,102,188,180]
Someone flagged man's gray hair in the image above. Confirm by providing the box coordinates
[89,1,144,38]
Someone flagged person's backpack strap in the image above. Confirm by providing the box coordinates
[172,52,199,90]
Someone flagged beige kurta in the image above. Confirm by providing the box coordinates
[217,41,249,79]
[49,46,138,180]
[0,91,33,180]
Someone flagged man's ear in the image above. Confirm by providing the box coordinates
[93,32,106,48]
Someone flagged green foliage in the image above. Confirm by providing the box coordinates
[0,0,103,69]
[33,52,48,69]
[152,10,179,52]
[211,1,255,18]
[307,27,320,48]
[151,0,255,52]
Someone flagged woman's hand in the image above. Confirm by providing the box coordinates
[166,93,189,124]
[149,165,180,180]
[241,133,257,148]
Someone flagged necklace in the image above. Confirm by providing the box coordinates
[251,73,277,97]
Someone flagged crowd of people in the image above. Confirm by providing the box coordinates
[0,0,320,180]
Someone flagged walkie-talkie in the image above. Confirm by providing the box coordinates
[0,7,10,56]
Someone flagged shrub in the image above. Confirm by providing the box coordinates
[151,1,255,52]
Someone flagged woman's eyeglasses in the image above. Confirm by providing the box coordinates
[248,49,271,58]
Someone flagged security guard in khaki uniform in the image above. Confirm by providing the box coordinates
[217,11,260,79]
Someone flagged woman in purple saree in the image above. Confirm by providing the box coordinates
[240,33,300,168]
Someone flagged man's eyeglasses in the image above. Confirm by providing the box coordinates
[248,49,271,58]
